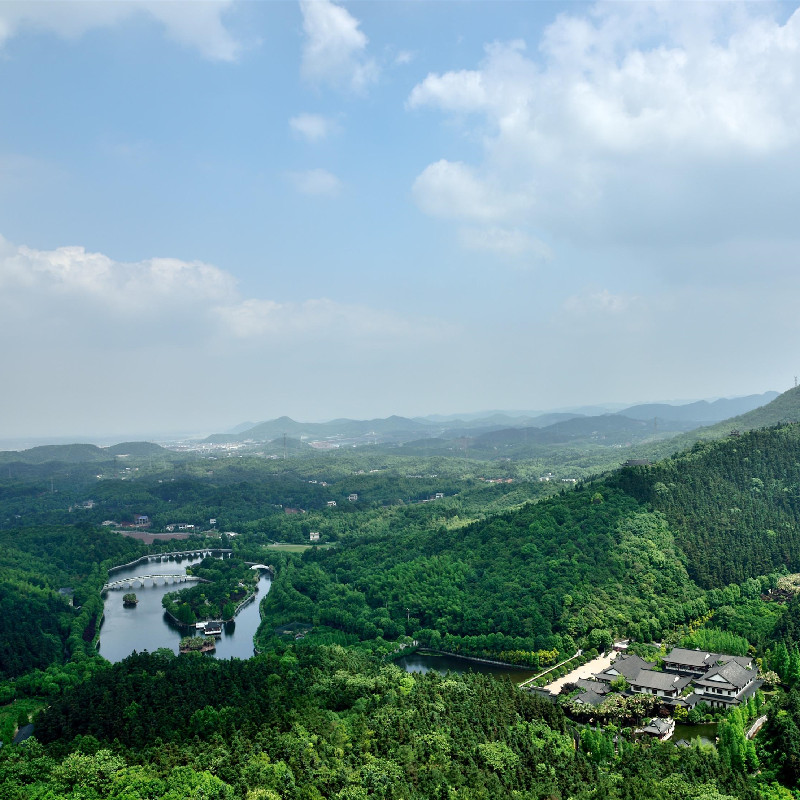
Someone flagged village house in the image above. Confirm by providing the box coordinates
[686,660,760,708]
[627,670,692,700]
[348,493,358,502]
[662,647,753,676]
[641,717,676,741]
[309,532,320,542]
[589,647,761,710]
[595,654,654,684]
[571,679,610,707]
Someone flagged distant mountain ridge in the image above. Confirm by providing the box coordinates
[0,441,169,465]
[5,390,780,463]
[212,391,778,449]
[205,415,433,445]
[618,392,779,423]
[686,386,800,438]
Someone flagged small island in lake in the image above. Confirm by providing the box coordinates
[180,636,216,654]
[122,593,138,607]
[162,556,258,626]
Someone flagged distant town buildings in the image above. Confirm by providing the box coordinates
[309,532,320,542]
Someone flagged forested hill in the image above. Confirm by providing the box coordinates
[258,422,800,657]
[612,423,800,587]
[0,441,169,465]
[643,385,800,457]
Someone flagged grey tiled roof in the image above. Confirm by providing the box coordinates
[574,689,606,707]
[575,678,609,695]
[664,648,753,671]
[642,717,673,735]
[631,671,692,692]
[695,660,756,691]
[663,648,715,668]
[597,654,654,681]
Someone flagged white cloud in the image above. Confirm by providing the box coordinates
[0,1,240,61]
[408,66,490,113]
[0,233,447,349]
[458,226,552,260]
[562,289,638,316]
[299,0,378,91]
[288,168,342,196]
[412,160,525,222]
[289,113,339,143]
[0,235,236,314]
[408,4,800,255]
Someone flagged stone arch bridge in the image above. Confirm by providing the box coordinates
[102,574,212,592]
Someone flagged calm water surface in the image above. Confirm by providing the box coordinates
[99,555,271,662]
[673,722,718,746]
[395,651,537,684]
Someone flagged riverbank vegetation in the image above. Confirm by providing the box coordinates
[161,557,258,625]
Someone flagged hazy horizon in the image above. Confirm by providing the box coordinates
[0,387,781,450]
[2,1,800,438]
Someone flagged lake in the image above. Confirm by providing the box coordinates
[99,554,271,662]
[395,651,537,684]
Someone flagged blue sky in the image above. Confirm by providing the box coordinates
[1,0,800,438]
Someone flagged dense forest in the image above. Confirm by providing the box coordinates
[4,647,767,800]
[0,524,144,679]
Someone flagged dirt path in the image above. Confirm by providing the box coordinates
[541,651,616,695]
[746,714,767,740]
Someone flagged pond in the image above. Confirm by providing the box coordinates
[99,554,271,662]
[394,651,537,684]
[672,722,718,746]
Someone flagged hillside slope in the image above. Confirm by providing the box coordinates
[259,421,800,657]
[698,385,800,435]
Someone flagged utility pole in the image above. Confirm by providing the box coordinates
[283,433,287,460]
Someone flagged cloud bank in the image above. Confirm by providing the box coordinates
[409,3,800,255]
[0,1,240,60]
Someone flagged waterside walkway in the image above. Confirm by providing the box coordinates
[520,650,615,695]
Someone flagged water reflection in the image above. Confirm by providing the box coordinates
[99,555,270,662]
[672,722,718,746]
[395,651,536,684]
